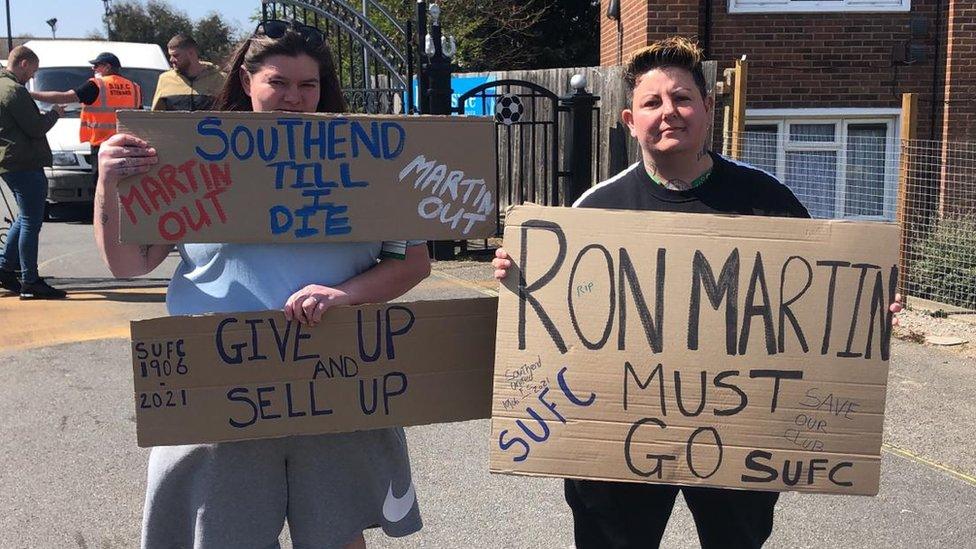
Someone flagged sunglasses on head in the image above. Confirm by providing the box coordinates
[254,19,325,49]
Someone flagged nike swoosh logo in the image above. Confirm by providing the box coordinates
[382,481,416,524]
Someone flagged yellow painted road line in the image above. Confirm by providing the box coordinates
[429,268,499,297]
[0,287,166,352]
[2,271,496,352]
[883,443,976,487]
[36,249,86,270]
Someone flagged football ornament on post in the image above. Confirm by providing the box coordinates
[495,94,524,126]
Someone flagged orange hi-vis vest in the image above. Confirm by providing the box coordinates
[79,75,142,146]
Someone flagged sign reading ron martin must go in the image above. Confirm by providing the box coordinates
[491,205,899,496]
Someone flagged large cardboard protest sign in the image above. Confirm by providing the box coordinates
[130,298,495,447]
[116,111,497,244]
[490,205,898,496]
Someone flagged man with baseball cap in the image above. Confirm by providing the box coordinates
[31,51,142,169]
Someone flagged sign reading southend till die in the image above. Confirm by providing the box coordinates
[116,111,497,244]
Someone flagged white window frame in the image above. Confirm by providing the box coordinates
[744,108,901,221]
[729,0,910,14]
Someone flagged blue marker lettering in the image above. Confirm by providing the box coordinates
[195,117,228,161]
[267,161,295,190]
[350,121,381,158]
[305,120,327,160]
[230,125,254,160]
[269,205,293,234]
[328,118,348,160]
[381,121,405,159]
[278,118,303,160]
[340,163,368,188]
[256,126,279,161]
[312,163,339,190]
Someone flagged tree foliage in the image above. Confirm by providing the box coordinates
[100,0,239,64]
[379,0,599,71]
[254,0,598,71]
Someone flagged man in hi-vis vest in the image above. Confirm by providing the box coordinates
[31,51,142,173]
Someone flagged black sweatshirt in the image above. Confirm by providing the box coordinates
[575,152,810,219]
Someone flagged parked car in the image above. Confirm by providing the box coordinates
[23,40,169,213]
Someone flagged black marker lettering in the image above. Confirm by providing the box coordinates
[518,221,568,352]
[568,244,615,350]
[688,249,740,354]
[739,251,776,355]
[624,362,665,415]
[817,260,850,355]
[778,256,812,353]
[617,247,665,353]
[750,369,803,413]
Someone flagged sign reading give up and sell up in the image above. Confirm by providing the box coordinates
[490,205,899,496]
[130,298,496,447]
[116,111,497,244]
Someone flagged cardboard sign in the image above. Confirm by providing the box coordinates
[490,205,899,496]
[130,298,496,447]
[116,111,497,244]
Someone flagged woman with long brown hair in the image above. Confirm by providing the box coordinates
[93,21,429,549]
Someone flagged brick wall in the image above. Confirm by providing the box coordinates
[601,0,949,141]
[600,1,650,66]
[941,0,976,142]
[939,1,976,215]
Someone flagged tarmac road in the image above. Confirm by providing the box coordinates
[0,220,973,548]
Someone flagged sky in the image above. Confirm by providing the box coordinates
[7,0,255,39]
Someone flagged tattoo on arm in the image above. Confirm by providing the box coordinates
[97,196,108,225]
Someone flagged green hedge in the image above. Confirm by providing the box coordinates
[908,216,976,310]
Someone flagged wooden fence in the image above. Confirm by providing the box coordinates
[455,62,719,200]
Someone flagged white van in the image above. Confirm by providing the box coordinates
[24,40,169,210]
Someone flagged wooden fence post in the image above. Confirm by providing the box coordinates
[897,92,918,300]
[730,57,748,160]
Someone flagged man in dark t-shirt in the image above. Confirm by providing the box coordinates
[30,71,100,108]
[31,57,116,179]
[494,37,901,549]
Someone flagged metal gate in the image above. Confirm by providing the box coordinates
[261,0,412,114]
[454,78,600,234]
[260,1,601,251]
[455,80,564,231]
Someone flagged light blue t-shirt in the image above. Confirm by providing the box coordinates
[166,241,420,315]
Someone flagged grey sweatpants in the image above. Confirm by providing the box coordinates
[141,428,422,549]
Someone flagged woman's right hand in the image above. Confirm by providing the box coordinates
[492,248,512,280]
[98,133,158,184]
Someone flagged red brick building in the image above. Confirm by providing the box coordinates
[601,0,974,220]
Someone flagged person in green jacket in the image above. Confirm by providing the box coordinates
[151,34,225,111]
[0,46,66,299]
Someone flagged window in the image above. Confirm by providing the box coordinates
[742,115,899,220]
[729,0,909,14]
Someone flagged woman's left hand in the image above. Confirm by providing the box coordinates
[890,293,903,327]
[284,284,350,326]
